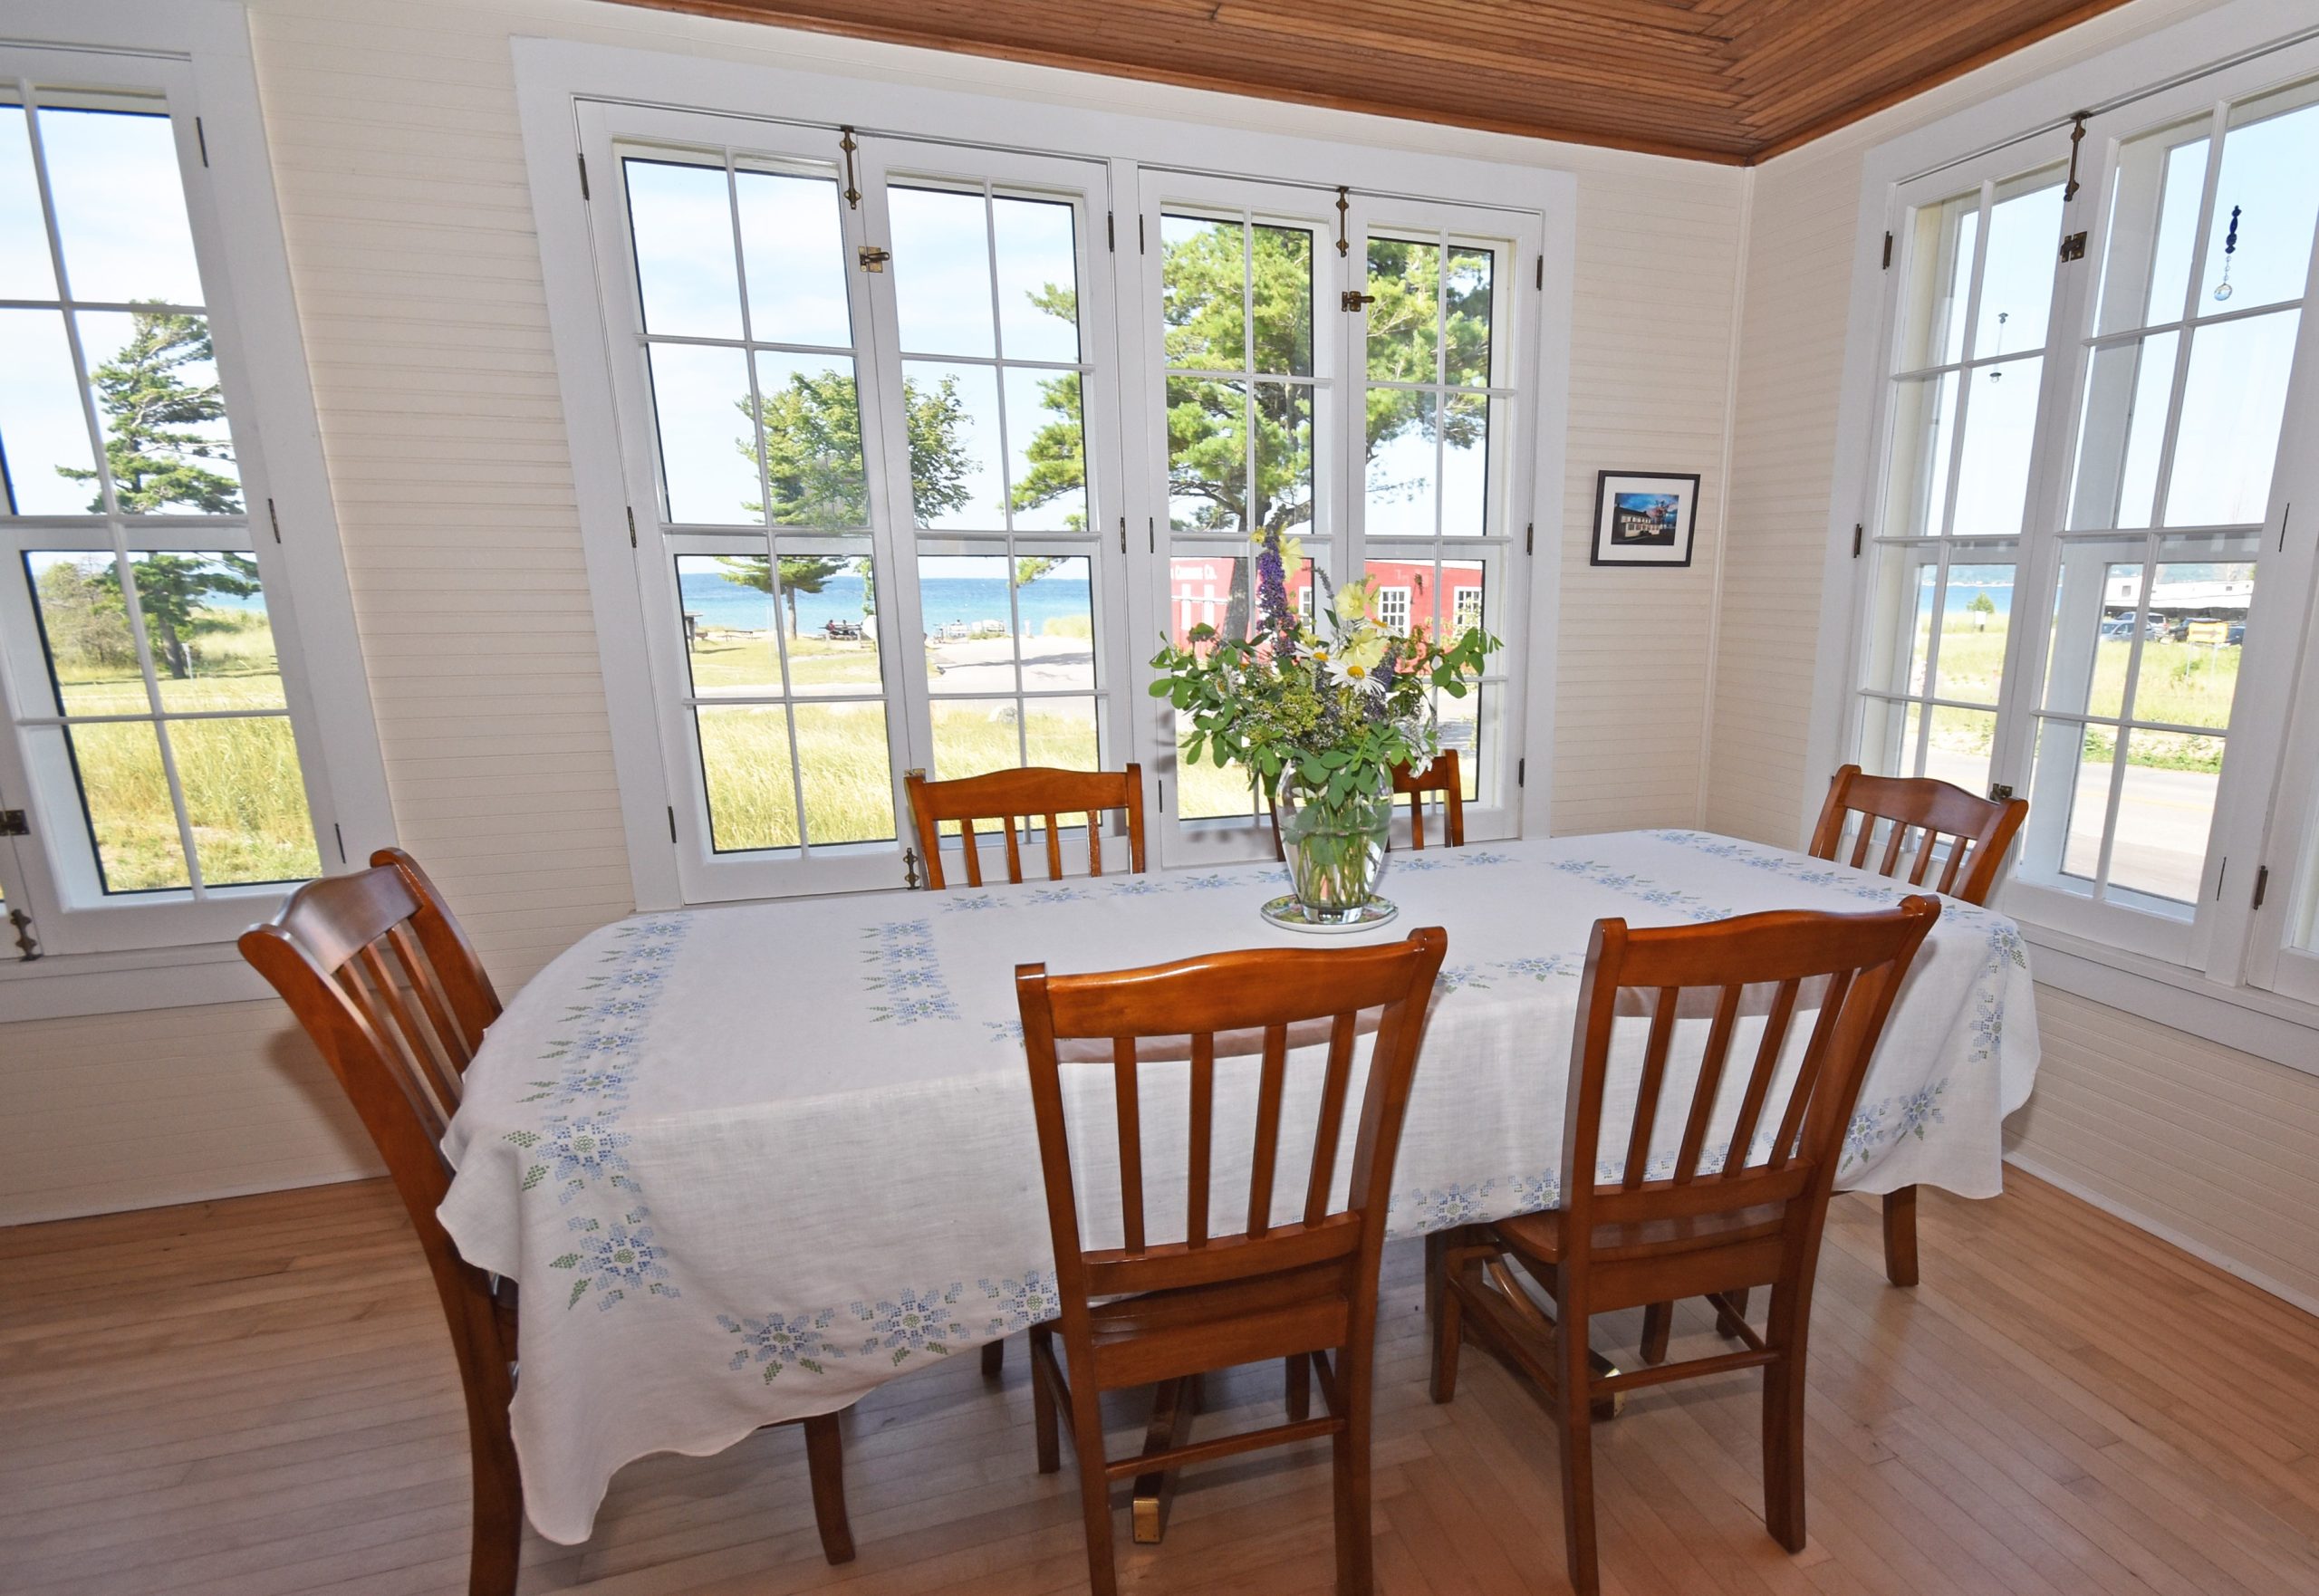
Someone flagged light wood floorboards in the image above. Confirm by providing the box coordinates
[5,1172,2318,1594]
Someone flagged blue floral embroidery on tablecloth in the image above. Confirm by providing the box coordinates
[1174,872,1243,891]
[515,914,693,1312]
[1455,851,1513,867]
[1550,857,1724,921]
[718,1309,845,1380]
[984,1019,1024,1044]
[1435,964,1488,995]
[1506,1172,1560,1212]
[939,893,1006,913]
[550,1209,678,1311]
[1391,855,1448,873]
[1107,878,1169,897]
[1394,1180,1496,1232]
[862,918,962,1024]
[1496,954,1583,982]
[1026,886,1094,905]
[854,1285,970,1364]
[505,1113,636,1205]
[980,1272,1060,1335]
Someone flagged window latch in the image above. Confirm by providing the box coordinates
[7,908,36,962]
[1341,290,1376,312]
[858,245,890,274]
[0,808,25,836]
[1987,784,2014,803]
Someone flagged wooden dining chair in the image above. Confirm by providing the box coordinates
[1015,928,1449,1596]
[1265,750,1463,860]
[239,850,855,1595]
[1810,764,2026,1289]
[905,764,1144,889]
[1429,898,1939,1596]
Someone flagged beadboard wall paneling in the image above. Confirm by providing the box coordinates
[0,0,1743,1223]
[1701,0,2319,1311]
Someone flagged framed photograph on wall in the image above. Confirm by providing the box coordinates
[1589,471,1699,567]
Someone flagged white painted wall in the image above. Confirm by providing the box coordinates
[0,0,1743,1224]
[1704,0,2319,1309]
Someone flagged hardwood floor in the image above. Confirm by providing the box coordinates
[5,1171,2319,1595]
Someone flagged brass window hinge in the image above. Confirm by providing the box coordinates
[8,907,37,961]
[2059,231,2087,263]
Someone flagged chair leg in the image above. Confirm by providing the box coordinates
[982,1337,1006,1379]
[1430,1270,1465,1404]
[464,1390,523,1596]
[1552,1275,1600,1596]
[801,1411,855,1565]
[1066,1366,1121,1596]
[1030,1324,1061,1476]
[1331,1341,1374,1596]
[1761,1292,1809,1553]
[1883,1186,1920,1287]
[1639,1301,1672,1365]
[1717,1288,1752,1339]
[1286,1351,1312,1422]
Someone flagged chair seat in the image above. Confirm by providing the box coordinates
[1495,1202,1789,1265]
[1082,1264,1353,1389]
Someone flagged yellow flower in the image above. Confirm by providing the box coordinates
[1334,577,1376,625]
[1337,629,1388,672]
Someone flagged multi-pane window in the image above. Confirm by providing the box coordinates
[576,107,1539,899]
[1854,58,2319,989]
[2025,84,2315,914]
[0,89,319,904]
[1160,198,1325,822]
[886,178,1105,790]
[1357,225,1515,803]
[1860,166,2062,800]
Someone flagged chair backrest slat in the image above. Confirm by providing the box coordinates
[1671,983,1743,1184]
[1810,764,2028,907]
[1766,970,1853,1170]
[1723,976,1799,1171]
[1017,931,1447,1317]
[1188,1032,1215,1247]
[908,765,1146,890]
[1304,1012,1359,1225]
[1621,988,1680,1188]
[1563,901,1939,1239]
[1246,1024,1290,1237]
[1113,1037,1146,1254]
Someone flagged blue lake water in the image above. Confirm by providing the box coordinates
[677,570,1091,634]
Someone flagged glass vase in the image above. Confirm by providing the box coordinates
[1275,774,1392,922]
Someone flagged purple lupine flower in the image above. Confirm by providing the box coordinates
[1255,524,1294,638]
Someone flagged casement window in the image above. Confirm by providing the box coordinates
[0,19,382,973]
[1848,43,2319,1001]
[556,89,1546,900]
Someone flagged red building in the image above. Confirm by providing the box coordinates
[1165,556,1482,648]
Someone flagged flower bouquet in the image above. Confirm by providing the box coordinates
[1150,524,1499,926]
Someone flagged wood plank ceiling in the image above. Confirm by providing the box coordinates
[603,0,2137,163]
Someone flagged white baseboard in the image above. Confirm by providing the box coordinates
[0,1163,381,1229]
[2004,1149,2319,1322]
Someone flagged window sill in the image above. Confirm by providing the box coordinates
[0,941,273,1024]
[2017,919,2319,1079]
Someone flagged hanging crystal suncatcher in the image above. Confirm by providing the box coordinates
[2214,205,2241,302]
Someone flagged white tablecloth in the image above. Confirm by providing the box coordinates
[438,829,2037,1543]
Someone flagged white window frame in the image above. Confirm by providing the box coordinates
[514,36,1573,910]
[1810,0,2319,1073]
[0,2,389,1017]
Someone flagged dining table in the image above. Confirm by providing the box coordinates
[437,827,2040,1545]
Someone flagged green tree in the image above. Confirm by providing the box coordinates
[738,369,975,528]
[1968,591,1997,631]
[46,553,259,681]
[727,366,983,630]
[58,308,241,515]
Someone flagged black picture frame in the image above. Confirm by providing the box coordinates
[1589,471,1700,568]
